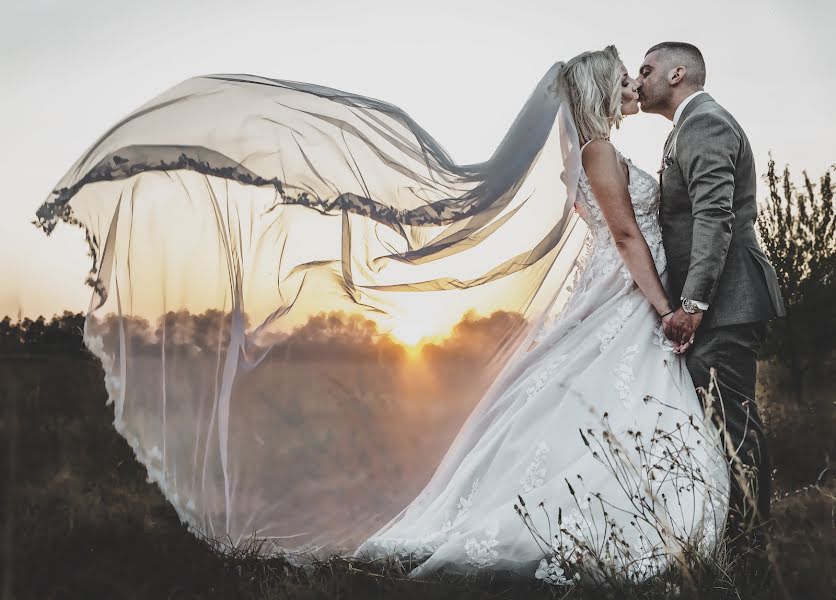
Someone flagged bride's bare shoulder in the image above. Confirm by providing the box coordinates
[581,139,625,183]
[581,138,616,160]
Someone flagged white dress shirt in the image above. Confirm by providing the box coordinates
[673,89,710,311]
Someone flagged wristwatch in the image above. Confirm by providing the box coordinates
[681,298,706,314]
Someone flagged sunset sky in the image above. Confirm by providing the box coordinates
[2,0,834,328]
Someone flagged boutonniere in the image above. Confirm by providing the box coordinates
[657,153,674,175]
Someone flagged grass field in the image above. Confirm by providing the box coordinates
[2,348,834,599]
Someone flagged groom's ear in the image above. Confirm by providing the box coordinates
[668,66,688,87]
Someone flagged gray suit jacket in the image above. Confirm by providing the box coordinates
[660,93,785,329]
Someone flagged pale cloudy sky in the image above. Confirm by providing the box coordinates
[1,0,834,319]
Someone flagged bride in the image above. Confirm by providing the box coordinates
[36,45,728,584]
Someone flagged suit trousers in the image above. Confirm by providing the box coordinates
[685,320,771,535]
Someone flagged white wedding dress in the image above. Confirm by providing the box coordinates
[353,148,730,582]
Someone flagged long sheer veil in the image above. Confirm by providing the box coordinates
[34,60,588,557]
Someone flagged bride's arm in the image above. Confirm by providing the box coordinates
[581,139,673,320]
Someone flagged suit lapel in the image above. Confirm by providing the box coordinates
[659,128,676,188]
[662,127,676,159]
[659,93,716,188]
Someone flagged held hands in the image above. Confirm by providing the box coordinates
[661,307,702,354]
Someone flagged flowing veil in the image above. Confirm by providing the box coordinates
[34,61,590,558]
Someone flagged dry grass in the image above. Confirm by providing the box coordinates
[2,351,834,599]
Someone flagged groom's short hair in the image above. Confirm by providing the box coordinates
[645,42,706,87]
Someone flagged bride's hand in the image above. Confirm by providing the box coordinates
[673,334,695,354]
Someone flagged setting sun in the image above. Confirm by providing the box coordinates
[387,321,441,359]
[388,320,431,348]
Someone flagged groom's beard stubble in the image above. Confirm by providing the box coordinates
[637,93,659,114]
[637,86,665,114]
[637,92,651,113]
[638,99,665,115]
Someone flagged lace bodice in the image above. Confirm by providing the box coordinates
[573,150,665,277]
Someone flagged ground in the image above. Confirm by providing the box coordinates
[2,350,834,599]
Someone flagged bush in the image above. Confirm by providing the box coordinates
[757,158,836,400]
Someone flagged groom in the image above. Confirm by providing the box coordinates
[636,42,786,544]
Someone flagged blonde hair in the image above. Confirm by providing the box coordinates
[550,45,624,145]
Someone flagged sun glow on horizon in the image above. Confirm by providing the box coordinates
[385,315,457,358]
[387,324,435,355]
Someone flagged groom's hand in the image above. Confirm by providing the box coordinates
[663,307,703,346]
